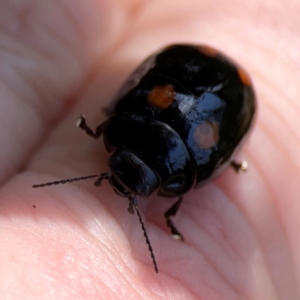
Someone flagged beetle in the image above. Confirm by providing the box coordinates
[33,44,256,273]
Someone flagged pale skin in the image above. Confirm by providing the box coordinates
[0,0,300,299]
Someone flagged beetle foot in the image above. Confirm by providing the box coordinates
[76,114,103,138]
[127,201,134,214]
[164,197,184,241]
[231,160,248,173]
[166,219,184,241]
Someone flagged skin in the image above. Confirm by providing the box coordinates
[0,0,300,299]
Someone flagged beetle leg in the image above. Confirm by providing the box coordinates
[230,160,248,173]
[164,196,184,241]
[94,172,111,186]
[76,114,104,138]
[127,197,135,214]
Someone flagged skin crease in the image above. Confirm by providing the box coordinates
[0,0,300,299]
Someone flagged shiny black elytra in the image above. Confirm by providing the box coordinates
[33,44,256,273]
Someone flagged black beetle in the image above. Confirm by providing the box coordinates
[33,44,256,273]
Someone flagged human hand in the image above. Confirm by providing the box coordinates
[1,0,299,299]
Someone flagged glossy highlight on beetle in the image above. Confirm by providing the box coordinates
[33,44,256,273]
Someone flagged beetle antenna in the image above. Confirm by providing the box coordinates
[130,196,158,273]
[32,173,108,188]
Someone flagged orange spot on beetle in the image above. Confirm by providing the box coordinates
[148,85,175,109]
[237,67,251,86]
[198,45,218,57]
[194,121,219,149]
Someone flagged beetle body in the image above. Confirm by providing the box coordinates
[100,44,256,198]
[34,44,256,273]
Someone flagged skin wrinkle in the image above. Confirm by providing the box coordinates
[183,196,253,298]
[184,200,238,265]
[262,77,299,165]
[235,142,297,299]
[76,260,112,296]
[0,33,82,134]
[243,51,300,116]
[83,213,117,249]
[128,220,204,299]
[16,2,42,41]
[148,273,187,300]
[144,189,263,299]
[6,0,83,57]
[247,69,299,244]
[258,86,300,162]
[257,65,300,113]
[82,194,130,252]
[58,257,102,299]
[97,265,139,300]
[196,22,300,106]
[64,191,146,279]
[0,31,31,55]
[117,267,159,298]
[119,269,157,300]
[260,115,300,175]
[16,56,71,112]
[0,65,36,112]
[0,85,34,148]
[0,1,112,136]
[34,230,115,297]
[0,35,44,92]
[150,258,209,300]
[70,246,122,293]
[0,107,40,186]
[89,237,126,276]
[185,230,245,299]
[1,1,99,98]
[166,280,200,300]
[2,79,41,144]
[32,21,80,62]
[259,118,298,179]
[253,126,299,294]
[168,226,244,299]
[57,0,124,59]
[1,0,36,38]
[187,197,248,264]
[200,265,243,300]
[53,1,89,51]
[219,212,278,299]
[217,152,279,297]
[128,221,160,271]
